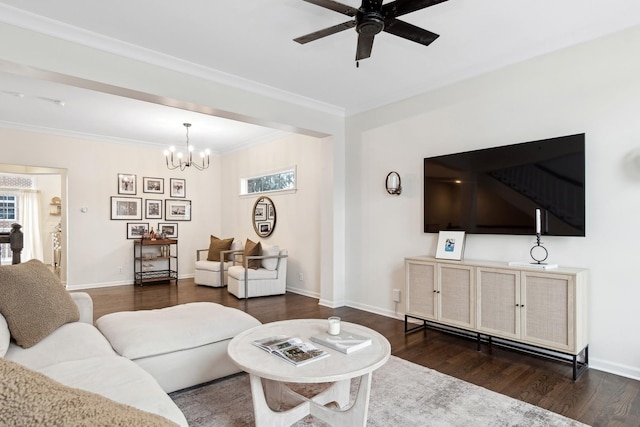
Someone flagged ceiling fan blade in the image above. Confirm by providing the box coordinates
[383,18,439,46]
[355,33,375,61]
[294,20,356,44]
[383,0,449,18]
[301,0,359,17]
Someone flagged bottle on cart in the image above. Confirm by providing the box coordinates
[150,227,156,240]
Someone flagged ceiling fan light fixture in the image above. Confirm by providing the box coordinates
[164,123,210,171]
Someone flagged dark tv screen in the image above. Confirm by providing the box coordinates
[424,133,585,236]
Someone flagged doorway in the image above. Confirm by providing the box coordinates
[0,164,67,283]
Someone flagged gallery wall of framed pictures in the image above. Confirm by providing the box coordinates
[112,174,190,239]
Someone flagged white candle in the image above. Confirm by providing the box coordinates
[328,316,341,335]
[535,209,541,235]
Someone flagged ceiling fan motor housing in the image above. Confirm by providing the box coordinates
[356,10,385,35]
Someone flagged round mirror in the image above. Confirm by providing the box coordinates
[252,197,276,238]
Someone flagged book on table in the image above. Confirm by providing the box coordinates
[252,336,330,366]
[310,330,372,354]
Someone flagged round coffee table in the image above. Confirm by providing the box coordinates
[227,319,391,426]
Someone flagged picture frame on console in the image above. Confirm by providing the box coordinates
[435,231,466,260]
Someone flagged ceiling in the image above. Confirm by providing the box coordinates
[1,0,639,153]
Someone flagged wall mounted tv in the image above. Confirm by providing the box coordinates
[424,133,585,236]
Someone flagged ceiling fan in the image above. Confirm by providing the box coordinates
[294,0,448,62]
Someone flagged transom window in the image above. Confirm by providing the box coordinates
[240,167,296,196]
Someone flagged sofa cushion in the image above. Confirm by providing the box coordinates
[0,312,9,357]
[0,357,179,426]
[96,302,261,360]
[4,322,116,371]
[261,244,280,270]
[194,259,233,272]
[0,259,79,348]
[244,239,262,269]
[206,235,234,261]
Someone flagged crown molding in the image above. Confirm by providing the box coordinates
[0,4,346,118]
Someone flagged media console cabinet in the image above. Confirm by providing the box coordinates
[405,256,589,379]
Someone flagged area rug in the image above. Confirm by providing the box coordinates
[170,356,588,426]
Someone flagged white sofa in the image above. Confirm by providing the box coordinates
[2,292,188,426]
[227,244,288,298]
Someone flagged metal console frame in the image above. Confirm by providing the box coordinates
[405,314,589,380]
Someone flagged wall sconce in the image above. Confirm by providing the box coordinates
[385,171,402,195]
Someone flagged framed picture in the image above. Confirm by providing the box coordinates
[117,173,137,195]
[435,231,466,261]
[158,222,178,238]
[126,222,149,239]
[143,177,164,194]
[165,199,191,221]
[111,196,142,220]
[170,178,186,198]
[145,199,163,219]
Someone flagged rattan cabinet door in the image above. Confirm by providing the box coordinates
[521,272,575,352]
[405,260,437,320]
[438,264,475,329]
[477,267,520,340]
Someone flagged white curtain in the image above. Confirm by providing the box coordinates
[19,189,44,261]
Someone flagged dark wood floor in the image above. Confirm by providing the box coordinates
[84,279,640,427]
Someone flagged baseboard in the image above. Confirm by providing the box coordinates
[285,286,319,300]
[343,300,404,321]
[590,358,640,381]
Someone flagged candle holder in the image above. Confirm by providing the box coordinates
[530,233,549,264]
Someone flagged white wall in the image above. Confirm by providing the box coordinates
[0,128,221,288]
[220,133,324,297]
[345,26,640,379]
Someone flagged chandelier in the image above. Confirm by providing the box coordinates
[164,123,210,171]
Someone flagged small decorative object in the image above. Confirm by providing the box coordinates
[385,171,402,195]
[435,230,466,260]
[328,316,341,336]
[149,227,156,240]
[530,208,549,264]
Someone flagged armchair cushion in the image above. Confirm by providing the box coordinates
[0,259,79,348]
[244,239,262,269]
[261,244,281,270]
[206,235,234,261]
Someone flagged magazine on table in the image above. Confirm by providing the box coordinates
[252,335,330,366]
[310,330,372,354]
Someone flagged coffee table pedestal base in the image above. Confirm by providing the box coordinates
[250,372,372,426]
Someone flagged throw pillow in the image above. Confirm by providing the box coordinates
[244,239,262,270]
[261,244,280,271]
[206,235,234,262]
[0,358,178,426]
[0,312,9,357]
[0,259,79,348]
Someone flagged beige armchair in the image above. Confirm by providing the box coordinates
[194,240,243,287]
[227,245,288,299]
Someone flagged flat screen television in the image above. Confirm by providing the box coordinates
[424,133,585,236]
